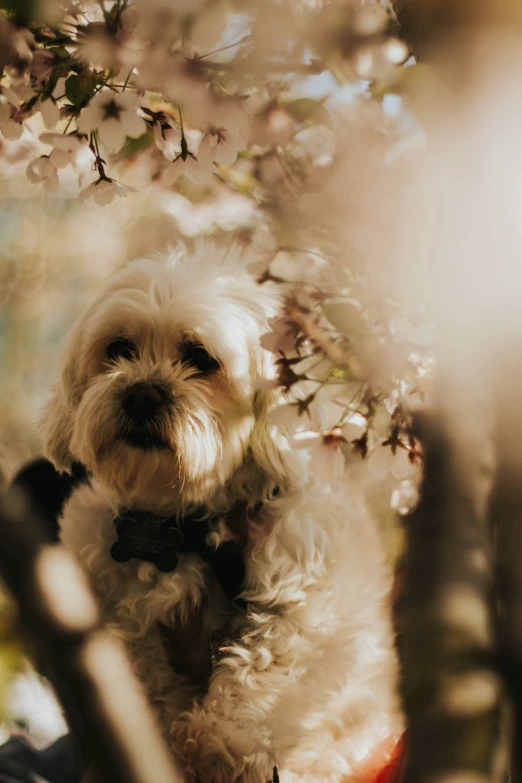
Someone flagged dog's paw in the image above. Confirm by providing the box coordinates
[172,714,239,783]
[171,713,271,783]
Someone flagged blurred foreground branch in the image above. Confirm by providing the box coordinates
[490,352,522,782]
[0,484,182,783]
[400,401,503,782]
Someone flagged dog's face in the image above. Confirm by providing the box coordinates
[43,245,283,510]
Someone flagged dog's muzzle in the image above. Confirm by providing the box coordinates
[119,382,169,449]
[121,382,167,422]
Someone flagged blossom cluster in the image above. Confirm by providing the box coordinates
[0,0,426,510]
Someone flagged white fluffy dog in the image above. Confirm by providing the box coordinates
[42,243,402,783]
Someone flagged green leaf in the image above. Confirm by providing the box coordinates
[46,46,70,59]
[323,302,370,340]
[329,364,351,380]
[283,98,332,127]
[65,75,82,105]
[118,132,152,157]
[65,72,95,107]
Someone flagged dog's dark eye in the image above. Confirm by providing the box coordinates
[106,338,137,362]
[182,344,220,374]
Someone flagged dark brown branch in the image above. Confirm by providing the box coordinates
[399,405,503,783]
[489,352,522,783]
[0,484,183,783]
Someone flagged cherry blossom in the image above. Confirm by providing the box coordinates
[198,127,244,167]
[26,156,59,193]
[78,177,136,206]
[163,155,214,186]
[77,89,146,152]
[162,135,215,187]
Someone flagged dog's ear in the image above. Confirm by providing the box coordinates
[41,335,81,473]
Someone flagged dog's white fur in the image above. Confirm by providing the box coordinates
[43,243,402,783]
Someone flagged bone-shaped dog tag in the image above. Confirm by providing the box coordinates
[111,516,184,572]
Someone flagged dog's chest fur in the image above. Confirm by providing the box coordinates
[58,480,237,713]
[57,475,403,781]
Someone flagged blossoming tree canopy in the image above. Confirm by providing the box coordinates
[0,0,428,505]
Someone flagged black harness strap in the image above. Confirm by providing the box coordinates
[111,507,247,608]
[10,458,247,608]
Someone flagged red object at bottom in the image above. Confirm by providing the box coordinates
[372,734,406,783]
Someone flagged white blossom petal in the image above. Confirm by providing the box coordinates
[367,445,395,479]
[123,110,147,138]
[342,414,367,441]
[1,119,23,140]
[26,156,59,191]
[77,182,98,203]
[390,448,413,480]
[162,159,184,186]
[291,431,322,448]
[154,121,181,160]
[49,147,71,168]
[77,103,102,134]
[98,119,127,152]
[42,169,60,193]
[39,98,60,129]
[94,181,117,205]
[184,156,214,185]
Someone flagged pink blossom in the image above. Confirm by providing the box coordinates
[78,177,136,206]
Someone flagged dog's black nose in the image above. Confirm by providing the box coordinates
[122,383,166,421]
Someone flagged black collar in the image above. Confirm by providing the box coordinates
[111,507,247,609]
